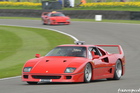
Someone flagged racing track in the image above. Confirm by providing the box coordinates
[0,19,140,93]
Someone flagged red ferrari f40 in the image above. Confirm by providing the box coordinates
[22,41,125,84]
[41,11,70,25]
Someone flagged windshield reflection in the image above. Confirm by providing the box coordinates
[46,46,86,58]
[51,13,65,17]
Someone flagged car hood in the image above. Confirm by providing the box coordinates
[30,56,87,74]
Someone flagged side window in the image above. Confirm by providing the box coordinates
[89,47,101,56]
[93,48,100,56]
[89,47,106,56]
[97,48,106,56]
[88,50,92,59]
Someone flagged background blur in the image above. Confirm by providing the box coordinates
[1,0,140,3]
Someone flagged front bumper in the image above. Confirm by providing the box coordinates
[51,21,70,25]
[22,72,84,83]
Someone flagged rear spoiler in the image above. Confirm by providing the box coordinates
[95,45,124,55]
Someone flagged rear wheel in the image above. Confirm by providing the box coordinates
[84,63,92,83]
[114,60,122,80]
[27,82,38,85]
[107,60,122,80]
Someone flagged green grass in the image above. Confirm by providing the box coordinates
[0,25,74,78]
[64,7,140,11]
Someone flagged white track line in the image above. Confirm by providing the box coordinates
[0,76,21,81]
[0,24,79,81]
[0,24,79,41]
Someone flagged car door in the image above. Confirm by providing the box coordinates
[95,47,116,79]
[89,47,111,80]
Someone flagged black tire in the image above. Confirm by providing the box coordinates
[43,22,46,25]
[84,63,92,83]
[107,60,122,80]
[43,23,46,25]
[42,20,46,25]
[113,60,122,80]
[27,82,38,85]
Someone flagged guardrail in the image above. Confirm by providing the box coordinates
[0,9,140,20]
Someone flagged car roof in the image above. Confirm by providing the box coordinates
[57,44,96,47]
[43,11,61,14]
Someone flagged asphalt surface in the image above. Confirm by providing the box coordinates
[0,19,140,93]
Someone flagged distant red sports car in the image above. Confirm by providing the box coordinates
[22,41,125,84]
[41,11,70,25]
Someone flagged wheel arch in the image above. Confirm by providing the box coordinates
[84,62,93,83]
[117,58,124,76]
[88,61,94,79]
[88,61,94,69]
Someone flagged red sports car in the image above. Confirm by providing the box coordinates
[41,11,70,25]
[22,41,125,84]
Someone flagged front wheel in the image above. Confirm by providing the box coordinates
[42,20,46,25]
[43,23,46,25]
[84,63,92,83]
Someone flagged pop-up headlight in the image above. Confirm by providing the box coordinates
[23,67,32,72]
[65,67,76,73]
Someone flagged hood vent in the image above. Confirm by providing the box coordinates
[46,60,49,62]
[63,60,67,62]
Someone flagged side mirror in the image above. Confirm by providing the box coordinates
[92,55,100,59]
[35,54,40,58]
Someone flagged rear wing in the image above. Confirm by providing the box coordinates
[95,45,124,55]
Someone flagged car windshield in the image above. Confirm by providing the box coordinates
[51,13,65,17]
[46,46,87,58]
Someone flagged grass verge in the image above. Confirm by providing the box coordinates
[0,25,74,78]
[64,7,140,11]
